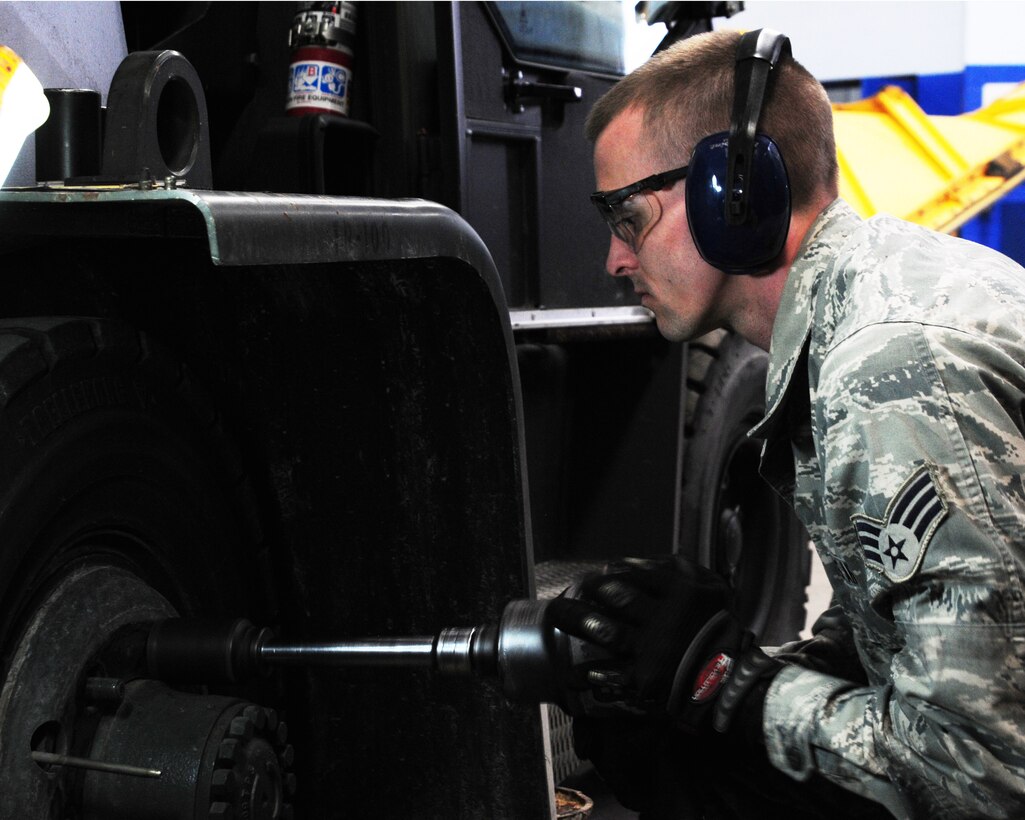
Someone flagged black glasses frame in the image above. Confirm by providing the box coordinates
[589,164,690,211]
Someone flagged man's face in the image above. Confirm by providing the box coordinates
[593,106,731,342]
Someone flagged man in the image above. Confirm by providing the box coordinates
[558,27,1025,819]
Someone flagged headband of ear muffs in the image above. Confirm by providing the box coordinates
[685,29,793,274]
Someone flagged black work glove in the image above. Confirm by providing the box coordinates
[548,556,783,736]
[546,556,731,717]
[550,558,788,816]
[774,605,868,683]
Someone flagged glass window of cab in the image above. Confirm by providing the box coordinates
[489,1,666,76]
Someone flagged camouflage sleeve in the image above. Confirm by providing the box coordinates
[762,320,1025,818]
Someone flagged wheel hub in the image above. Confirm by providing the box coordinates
[0,564,174,819]
[0,562,294,820]
[83,680,295,820]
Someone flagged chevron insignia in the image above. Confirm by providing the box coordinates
[851,465,948,583]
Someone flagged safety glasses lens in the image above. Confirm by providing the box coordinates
[601,194,653,250]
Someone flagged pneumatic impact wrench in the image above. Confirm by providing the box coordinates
[146,598,614,715]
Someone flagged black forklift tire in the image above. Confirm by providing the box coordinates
[0,317,263,819]
[680,330,810,645]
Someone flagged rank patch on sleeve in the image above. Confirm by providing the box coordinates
[851,465,948,583]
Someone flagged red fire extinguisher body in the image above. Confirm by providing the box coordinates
[286,3,356,117]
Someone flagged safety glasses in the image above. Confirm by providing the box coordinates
[589,164,689,251]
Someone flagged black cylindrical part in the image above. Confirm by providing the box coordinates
[35,88,101,182]
[147,618,266,683]
[496,599,568,704]
[470,622,500,676]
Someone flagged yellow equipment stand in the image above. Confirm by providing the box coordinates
[834,83,1025,233]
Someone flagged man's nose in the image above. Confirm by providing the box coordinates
[605,234,638,278]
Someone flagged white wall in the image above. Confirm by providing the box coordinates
[1,1,126,187]
[715,1,1025,81]
[963,0,1025,65]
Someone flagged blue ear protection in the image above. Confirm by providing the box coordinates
[685,29,792,274]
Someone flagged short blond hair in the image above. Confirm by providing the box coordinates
[586,30,838,210]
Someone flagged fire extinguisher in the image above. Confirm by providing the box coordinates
[286,2,357,117]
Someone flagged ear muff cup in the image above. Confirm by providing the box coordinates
[685,131,791,274]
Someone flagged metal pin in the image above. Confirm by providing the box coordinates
[84,677,126,705]
[31,751,162,779]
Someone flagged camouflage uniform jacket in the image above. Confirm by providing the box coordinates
[752,199,1025,818]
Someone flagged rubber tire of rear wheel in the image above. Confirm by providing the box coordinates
[679,330,810,645]
[0,318,262,819]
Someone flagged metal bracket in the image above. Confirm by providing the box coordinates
[503,68,582,114]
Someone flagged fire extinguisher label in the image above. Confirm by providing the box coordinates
[286,59,352,116]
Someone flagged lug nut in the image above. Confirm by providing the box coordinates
[217,738,240,766]
[279,744,295,768]
[210,768,238,798]
[243,704,266,730]
[209,802,234,820]
[228,716,254,741]
[284,772,298,796]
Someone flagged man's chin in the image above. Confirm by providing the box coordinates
[652,312,689,343]
[653,311,721,344]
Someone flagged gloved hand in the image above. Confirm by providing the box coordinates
[546,556,731,716]
[547,558,789,817]
[547,556,782,738]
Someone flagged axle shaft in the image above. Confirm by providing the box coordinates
[258,635,438,667]
[147,619,499,684]
[257,627,494,677]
